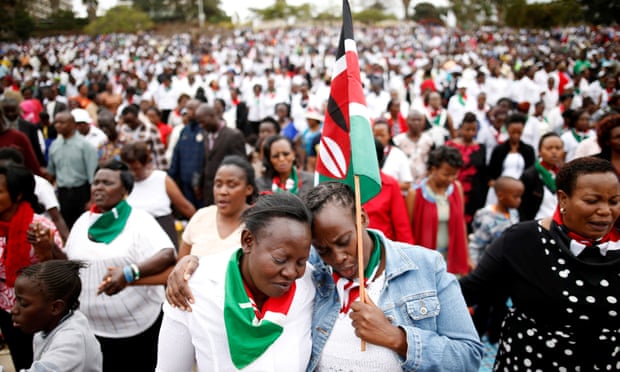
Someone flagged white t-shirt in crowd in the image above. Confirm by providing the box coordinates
[127,170,172,217]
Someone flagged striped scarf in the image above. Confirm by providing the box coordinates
[224,249,297,369]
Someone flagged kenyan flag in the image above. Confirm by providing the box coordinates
[316,0,381,203]
[224,249,296,369]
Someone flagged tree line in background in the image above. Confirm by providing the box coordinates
[1,0,617,40]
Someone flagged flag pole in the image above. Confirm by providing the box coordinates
[354,174,367,351]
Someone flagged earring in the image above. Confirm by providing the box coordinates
[560,207,566,214]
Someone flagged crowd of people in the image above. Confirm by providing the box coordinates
[0,22,620,371]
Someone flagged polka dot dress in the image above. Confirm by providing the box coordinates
[493,223,620,371]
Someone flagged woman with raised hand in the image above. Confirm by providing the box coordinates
[256,135,315,198]
[461,157,620,370]
[64,160,176,371]
[156,193,314,371]
[166,183,483,371]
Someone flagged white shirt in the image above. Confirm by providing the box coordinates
[447,94,472,129]
[127,170,172,217]
[535,186,557,220]
[154,84,181,111]
[34,175,59,216]
[365,90,391,120]
[317,271,402,371]
[65,208,173,338]
[522,115,551,156]
[382,146,413,186]
[81,125,108,150]
[156,249,314,372]
[561,129,595,163]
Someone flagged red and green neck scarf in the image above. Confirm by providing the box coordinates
[88,200,132,244]
[224,249,297,369]
[0,201,34,287]
[552,207,620,257]
[534,159,558,193]
[271,166,302,195]
[332,231,382,314]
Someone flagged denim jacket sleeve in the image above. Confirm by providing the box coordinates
[396,252,483,371]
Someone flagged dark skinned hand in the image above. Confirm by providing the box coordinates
[165,255,200,311]
[27,223,54,260]
[97,267,128,296]
[349,296,408,357]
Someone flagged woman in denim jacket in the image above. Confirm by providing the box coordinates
[304,182,482,371]
[165,182,483,371]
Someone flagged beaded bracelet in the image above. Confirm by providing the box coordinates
[123,265,135,283]
[130,263,140,281]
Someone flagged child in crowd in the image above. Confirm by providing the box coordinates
[12,260,102,372]
[468,176,524,343]
[469,176,524,265]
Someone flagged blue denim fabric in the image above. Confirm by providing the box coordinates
[308,230,483,371]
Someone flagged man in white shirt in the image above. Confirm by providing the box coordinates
[447,81,472,129]
[365,75,391,120]
[72,108,107,150]
[153,74,180,123]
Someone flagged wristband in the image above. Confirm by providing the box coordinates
[123,265,135,283]
[130,263,140,281]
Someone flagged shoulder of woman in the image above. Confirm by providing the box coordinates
[384,241,443,274]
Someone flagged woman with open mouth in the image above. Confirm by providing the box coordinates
[461,156,620,370]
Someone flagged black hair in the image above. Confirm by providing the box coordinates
[568,109,588,130]
[177,93,191,104]
[373,119,395,146]
[120,142,149,165]
[218,155,259,204]
[262,135,296,179]
[374,138,385,166]
[0,148,24,165]
[195,87,208,103]
[0,164,45,214]
[386,99,398,112]
[426,145,463,171]
[496,97,514,109]
[95,160,134,193]
[242,193,311,238]
[275,102,291,117]
[303,182,356,219]
[505,113,527,129]
[120,104,139,117]
[145,106,161,119]
[556,157,616,197]
[538,132,562,151]
[259,117,281,134]
[215,98,227,111]
[461,112,477,126]
[18,260,87,312]
[596,114,620,155]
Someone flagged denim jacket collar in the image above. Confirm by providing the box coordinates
[310,229,419,297]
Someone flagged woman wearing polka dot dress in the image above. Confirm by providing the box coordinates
[460,156,620,371]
